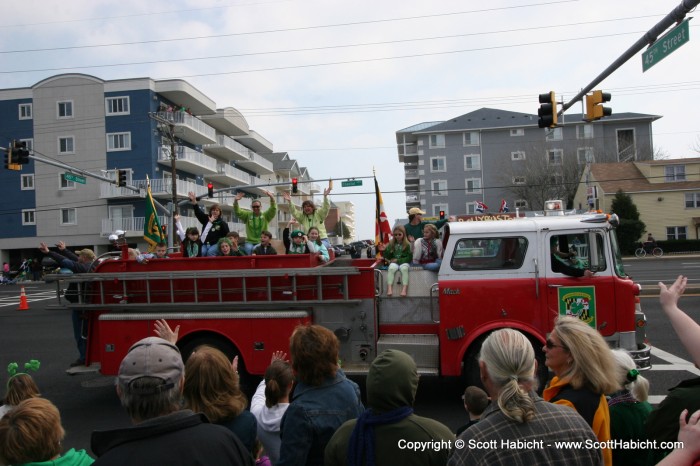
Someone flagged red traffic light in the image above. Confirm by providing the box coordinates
[439,210,445,220]
[292,178,298,194]
[207,183,214,198]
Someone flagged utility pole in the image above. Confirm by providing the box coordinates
[149,112,179,246]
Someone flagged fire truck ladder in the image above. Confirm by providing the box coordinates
[45,266,363,310]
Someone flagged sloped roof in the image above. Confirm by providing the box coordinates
[408,108,660,133]
[590,162,700,194]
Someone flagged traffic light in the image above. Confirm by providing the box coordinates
[13,141,30,165]
[207,182,214,198]
[585,90,612,121]
[292,177,298,194]
[439,210,445,220]
[116,169,127,187]
[537,92,557,128]
[3,148,10,170]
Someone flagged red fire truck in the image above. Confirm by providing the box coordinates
[51,202,649,386]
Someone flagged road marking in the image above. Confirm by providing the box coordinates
[0,291,58,308]
[650,347,700,375]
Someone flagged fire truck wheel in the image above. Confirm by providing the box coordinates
[179,335,254,393]
[462,333,549,395]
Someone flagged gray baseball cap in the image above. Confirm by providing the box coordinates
[118,337,184,393]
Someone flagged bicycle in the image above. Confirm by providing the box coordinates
[634,242,663,258]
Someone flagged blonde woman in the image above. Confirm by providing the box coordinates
[543,316,619,466]
[411,223,443,272]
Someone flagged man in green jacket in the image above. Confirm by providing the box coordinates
[234,190,276,255]
[283,181,332,249]
[404,207,450,244]
[325,349,455,465]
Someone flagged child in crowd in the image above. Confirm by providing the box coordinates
[253,439,271,466]
[216,238,236,256]
[175,214,202,257]
[455,385,490,435]
[411,223,443,272]
[288,230,308,255]
[306,227,329,263]
[136,242,169,264]
[253,231,277,255]
[251,352,293,466]
[225,232,245,256]
[382,225,412,297]
[1,360,41,420]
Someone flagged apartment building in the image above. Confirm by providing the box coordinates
[396,107,659,217]
[0,73,314,264]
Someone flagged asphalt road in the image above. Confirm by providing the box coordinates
[1,259,698,457]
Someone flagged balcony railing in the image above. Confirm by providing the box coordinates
[101,216,246,238]
[156,112,216,145]
[159,146,218,174]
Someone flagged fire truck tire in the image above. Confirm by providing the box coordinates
[179,335,254,393]
[462,333,549,394]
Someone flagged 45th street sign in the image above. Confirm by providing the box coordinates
[642,19,691,72]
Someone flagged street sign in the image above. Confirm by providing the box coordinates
[341,179,363,187]
[642,19,690,72]
[64,172,86,184]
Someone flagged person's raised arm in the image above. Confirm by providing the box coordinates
[659,275,700,365]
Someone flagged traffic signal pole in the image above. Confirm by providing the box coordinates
[560,0,699,115]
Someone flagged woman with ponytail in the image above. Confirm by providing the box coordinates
[449,328,603,466]
[251,352,293,465]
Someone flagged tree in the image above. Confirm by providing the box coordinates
[334,220,353,241]
[610,189,646,255]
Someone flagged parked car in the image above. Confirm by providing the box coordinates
[332,246,345,257]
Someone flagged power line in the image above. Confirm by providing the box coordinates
[0,0,579,54]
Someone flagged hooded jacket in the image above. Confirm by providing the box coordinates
[251,380,290,466]
[324,350,455,466]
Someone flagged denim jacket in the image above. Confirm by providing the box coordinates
[277,369,363,466]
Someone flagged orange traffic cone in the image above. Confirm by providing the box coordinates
[17,286,29,311]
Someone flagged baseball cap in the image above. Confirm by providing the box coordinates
[408,207,426,215]
[118,337,184,393]
[290,230,304,238]
[75,248,96,260]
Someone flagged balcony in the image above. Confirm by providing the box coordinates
[203,135,252,162]
[207,163,252,186]
[405,169,419,184]
[309,182,322,194]
[156,111,216,145]
[237,151,274,175]
[101,216,246,238]
[158,146,217,176]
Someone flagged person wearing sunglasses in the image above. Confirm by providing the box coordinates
[543,316,619,466]
[234,190,277,255]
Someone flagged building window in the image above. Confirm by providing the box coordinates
[685,193,700,208]
[546,127,563,141]
[577,147,594,164]
[20,138,33,153]
[432,180,447,196]
[549,174,564,185]
[665,165,686,182]
[666,226,687,240]
[58,136,75,154]
[617,128,636,162]
[60,174,75,190]
[430,156,446,172]
[22,209,36,226]
[21,174,34,190]
[510,128,524,137]
[106,96,130,115]
[577,124,593,139]
[514,199,528,209]
[107,132,132,151]
[464,154,481,171]
[466,203,476,215]
[465,178,482,194]
[57,101,73,118]
[511,151,526,161]
[18,103,32,120]
[547,149,563,165]
[463,132,480,146]
[429,134,445,148]
[60,208,77,225]
[432,204,448,217]
[512,176,526,185]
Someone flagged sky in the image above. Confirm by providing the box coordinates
[2,0,700,239]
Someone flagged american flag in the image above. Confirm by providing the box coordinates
[475,201,488,213]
